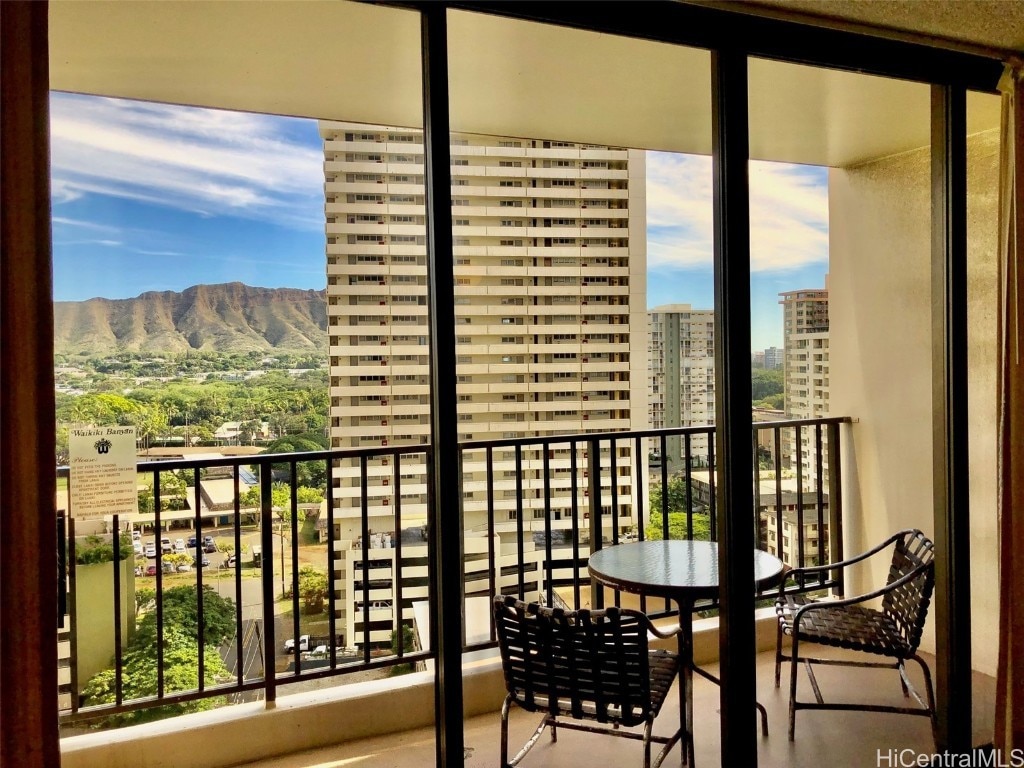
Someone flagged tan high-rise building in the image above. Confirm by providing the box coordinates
[320,122,646,645]
[779,280,830,470]
[647,304,715,465]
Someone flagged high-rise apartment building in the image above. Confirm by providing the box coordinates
[779,280,830,469]
[647,304,715,465]
[763,346,783,370]
[320,122,646,646]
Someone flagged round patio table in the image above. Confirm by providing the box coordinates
[588,540,785,767]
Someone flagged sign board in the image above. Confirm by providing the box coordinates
[69,426,138,521]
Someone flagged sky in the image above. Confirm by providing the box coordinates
[50,92,829,350]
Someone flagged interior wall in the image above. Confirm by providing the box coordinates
[829,127,1000,675]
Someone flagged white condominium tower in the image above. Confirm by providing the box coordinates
[779,281,830,470]
[320,122,646,646]
[647,305,715,465]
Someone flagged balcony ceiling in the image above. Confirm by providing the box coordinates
[49,0,1005,168]
[693,1,1024,57]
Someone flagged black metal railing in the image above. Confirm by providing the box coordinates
[56,417,848,728]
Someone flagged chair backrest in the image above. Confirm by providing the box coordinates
[493,595,652,727]
[881,530,936,653]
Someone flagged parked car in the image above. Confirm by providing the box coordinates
[202,536,217,553]
[225,553,237,568]
[174,538,186,553]
[176,562,192,573]
[284,635,310,654]
[131,530,141,542]
[133,541,143,556]
[187,536,197,548]
[144,543,157,558]
[145,564,157,577]
[160,537,172,553]
[193,553,210,568]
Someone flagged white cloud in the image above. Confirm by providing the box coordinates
[645,152,828,273]
[49,94,324,229]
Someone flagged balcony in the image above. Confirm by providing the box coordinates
[53,419,883,768]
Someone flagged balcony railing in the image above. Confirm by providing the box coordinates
[56,417,848,730]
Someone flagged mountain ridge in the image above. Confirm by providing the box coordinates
[53,282,328,354]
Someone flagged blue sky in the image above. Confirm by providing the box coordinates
[50,93,828,350]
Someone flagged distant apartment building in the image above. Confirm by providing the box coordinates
[758,494,830,567]
[763,346,783,370]
[647,305,715,465]
[320,122,646,646]
[779,280,830,470]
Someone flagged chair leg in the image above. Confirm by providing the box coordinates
[775,620,784,688]
[501,696,511,768]
[788,634,800,742]
[550,715,557,743]
[643,720,653,768]
[911,654,938,747]
[898,661,910,697]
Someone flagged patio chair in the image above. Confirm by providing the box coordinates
[774,528,937,742]
[493,595,683,768]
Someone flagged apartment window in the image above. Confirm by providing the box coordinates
[499,161,522,168]
[498,140,521,148]
[499,180,522,187]
[499,239,523,247]
[551,179,576,187]
[500,220,522,227]
[500,278,524,286]
[453,218,470,226]
[499,200,523,207]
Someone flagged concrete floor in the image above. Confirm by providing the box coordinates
[241,648,995,768]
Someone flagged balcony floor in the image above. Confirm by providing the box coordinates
[243,647,995,768]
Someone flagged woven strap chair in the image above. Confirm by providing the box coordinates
[775,528,937,742]
[493,595,683,768]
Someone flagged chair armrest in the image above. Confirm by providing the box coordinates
[790,562,930,628]
[639,614,683,640]
[779,528,918,589]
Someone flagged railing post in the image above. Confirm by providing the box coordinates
[259,463,276,707]
[826,421,844,595]
[587,437,602,609]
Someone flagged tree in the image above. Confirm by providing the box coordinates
[135,587,156,616]
[751,368,784,402]
[297,566,328,614]
[240,482,322,520]
[649,475,692,516]
[263,433,328,489]
[389,624,417,676]
[143,585,237,646]
[646,474,712,541]
[75,534,134,565]
[81,625,229,727]
[645,510,712,541]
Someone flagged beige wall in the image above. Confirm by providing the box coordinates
[73,560,136,690]
[828,127,1000,675]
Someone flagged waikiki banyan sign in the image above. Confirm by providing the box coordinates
[69,426,138,521]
